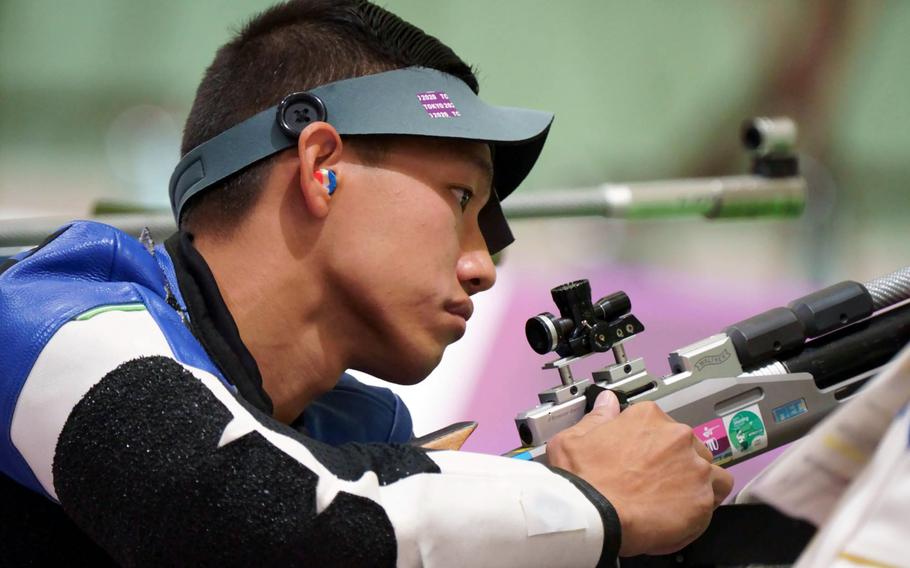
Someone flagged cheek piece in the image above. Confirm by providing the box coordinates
[313,169,338,196]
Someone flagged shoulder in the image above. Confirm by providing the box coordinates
[0,221,167,322]
[300,374,414,445]
[0,222,191,377]
[0,222,224,494]
[1,221,162,283]
[0,221,162,386]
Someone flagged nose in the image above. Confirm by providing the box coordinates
[457,243,497,296]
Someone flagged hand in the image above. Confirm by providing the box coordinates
[547,392,734,557]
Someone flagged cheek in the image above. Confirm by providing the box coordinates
[342,188,457,264]
[325,188,460,304]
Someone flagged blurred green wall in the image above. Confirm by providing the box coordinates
[1,1,908,278]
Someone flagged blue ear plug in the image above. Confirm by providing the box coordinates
[314,168,338,196]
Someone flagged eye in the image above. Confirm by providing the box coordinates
[450,187,474,211]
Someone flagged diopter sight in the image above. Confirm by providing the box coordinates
[525,280,644,359]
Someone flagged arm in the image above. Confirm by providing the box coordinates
[9,308,618,567]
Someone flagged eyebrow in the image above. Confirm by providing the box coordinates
[466,152,495,196]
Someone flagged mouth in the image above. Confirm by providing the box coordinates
[444,299,474,323]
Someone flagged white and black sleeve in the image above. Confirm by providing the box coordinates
[11,309,620,567]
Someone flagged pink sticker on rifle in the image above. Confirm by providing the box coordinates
[417,91,460,118]
[694,418,733,465]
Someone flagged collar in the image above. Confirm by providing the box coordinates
[164,231,274,415]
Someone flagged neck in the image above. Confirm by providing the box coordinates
[193,193,345,424]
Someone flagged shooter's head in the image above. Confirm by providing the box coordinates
[169,0,553,386]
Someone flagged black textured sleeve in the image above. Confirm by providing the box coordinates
[52,356,439,568]
[51,355,612,567]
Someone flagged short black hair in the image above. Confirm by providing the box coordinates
[180,0,478,236]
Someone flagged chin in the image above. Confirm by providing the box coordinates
[387,357,441,385]
[386,373,428,387]
[369,348,444,386]
[356,327,453,385]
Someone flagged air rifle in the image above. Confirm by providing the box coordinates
[507,266,910,466]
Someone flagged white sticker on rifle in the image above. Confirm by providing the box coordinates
[723,403,768,458]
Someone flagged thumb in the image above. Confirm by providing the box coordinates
[568,390,621,436]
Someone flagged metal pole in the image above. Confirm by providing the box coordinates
[502,175,806,220]
[0,175,806,248]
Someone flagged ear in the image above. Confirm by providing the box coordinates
[295,121,343,219]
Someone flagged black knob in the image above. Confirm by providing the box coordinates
[551,279,596,326]
[593,291,631,322]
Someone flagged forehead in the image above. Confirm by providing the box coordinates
[419,137,492,171]
[361,136,493,185]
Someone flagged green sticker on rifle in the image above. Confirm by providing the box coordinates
[723,403,767,457]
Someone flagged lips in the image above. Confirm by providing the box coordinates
[444,299,474,322]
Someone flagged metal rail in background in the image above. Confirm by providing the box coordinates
[503,116,806,220]
[0,173,806,250]
[0,175,807,250]
[502,175,805,220]
[0,116,806,249]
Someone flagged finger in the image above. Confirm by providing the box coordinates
[567,390,621,437]
[710,465,735,507]
[691,432,714,463]
[593,389,621,413]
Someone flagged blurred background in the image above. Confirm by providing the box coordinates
[2,1,908,480]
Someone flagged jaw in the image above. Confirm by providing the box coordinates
[350,329,448,386]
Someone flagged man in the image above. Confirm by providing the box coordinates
[0,1,732,566]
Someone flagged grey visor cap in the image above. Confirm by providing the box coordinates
[169,66,554,253]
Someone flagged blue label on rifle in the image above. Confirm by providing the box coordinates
[772,398,808,423]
